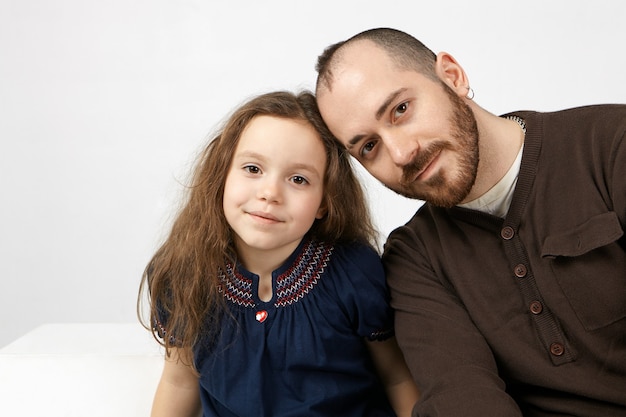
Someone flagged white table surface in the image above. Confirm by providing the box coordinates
[0,323,165,417]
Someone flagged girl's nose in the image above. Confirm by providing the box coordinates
[257,178,281,203]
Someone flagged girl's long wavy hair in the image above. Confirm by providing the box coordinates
[137,90,378,360]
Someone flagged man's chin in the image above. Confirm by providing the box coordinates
[386,184,470,208]
[386,185,431,204]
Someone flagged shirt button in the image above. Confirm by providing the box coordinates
[550,342,565,356]
[501,226,514,240]
[514,264,527,278]
[529,301,543,314]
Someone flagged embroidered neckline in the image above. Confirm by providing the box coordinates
[218,240,334,308]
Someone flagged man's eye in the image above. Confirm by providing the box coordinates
[291,176,308,185]
[393,102,409,121]
[362,141,376,156]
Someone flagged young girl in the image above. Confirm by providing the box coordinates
[138,91,419,416]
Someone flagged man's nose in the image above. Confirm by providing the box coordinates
[384,134,419,167]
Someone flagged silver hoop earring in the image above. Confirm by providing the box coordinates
[465,86,474,100]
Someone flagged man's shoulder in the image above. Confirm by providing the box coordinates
[385,203,445,245]
[512,104,626,125]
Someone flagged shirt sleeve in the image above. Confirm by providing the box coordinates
[383,227,523,416]
[610,127,626,225]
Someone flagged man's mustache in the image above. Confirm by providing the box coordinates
[400,142,447,187]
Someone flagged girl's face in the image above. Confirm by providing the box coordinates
[223,115,327,266]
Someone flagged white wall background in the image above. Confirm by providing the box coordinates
[1,0,625,347]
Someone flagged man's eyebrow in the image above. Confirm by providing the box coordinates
[375,88,407,120]
[347,134,365,150]
[347,88,408,150]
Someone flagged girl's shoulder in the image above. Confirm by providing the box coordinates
[324,239,382,270]
[312,239,385,293]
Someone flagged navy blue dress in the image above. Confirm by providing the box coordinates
[179,238,395,416]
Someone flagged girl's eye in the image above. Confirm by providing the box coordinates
[393,102,409,121]
[291,175,308,185]
[243,165,260,174]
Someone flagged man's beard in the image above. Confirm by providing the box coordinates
[391,84,479,208]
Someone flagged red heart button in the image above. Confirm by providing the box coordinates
[255,310,268,323]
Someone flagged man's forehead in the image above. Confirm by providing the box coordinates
[322,54,388,103]
[317,89,377,150]
[335,41,386,71]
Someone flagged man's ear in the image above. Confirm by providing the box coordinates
[435,52,470,97]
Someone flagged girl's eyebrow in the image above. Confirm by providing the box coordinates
[290,162,322,176]
[233,150,276,166]
[234,150,266,160]
[235,151,322,176]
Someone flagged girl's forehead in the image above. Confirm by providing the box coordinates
[234,115,326,164]
[239,116,319,143]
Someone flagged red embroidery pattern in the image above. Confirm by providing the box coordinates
[218,240,333,309]
[275,241,333,307]
[219,263,255,308]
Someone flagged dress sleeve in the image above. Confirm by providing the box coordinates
[383,227,522,416]
[152,288,183,347]
[153,302,172,343]
[332,243,394,341]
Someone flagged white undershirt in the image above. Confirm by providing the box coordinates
[458,144,524,218]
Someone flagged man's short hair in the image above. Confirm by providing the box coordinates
[316,28,438,92]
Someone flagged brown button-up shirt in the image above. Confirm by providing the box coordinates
[385,105,626,416]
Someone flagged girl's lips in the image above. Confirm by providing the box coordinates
[248,211,280,222]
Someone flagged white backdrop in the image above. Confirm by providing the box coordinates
[1,0,625,347]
